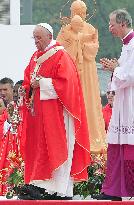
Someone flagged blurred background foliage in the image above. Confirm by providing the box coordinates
[1,0,134,64]
[1,0,134,61]
[30,0,134,61]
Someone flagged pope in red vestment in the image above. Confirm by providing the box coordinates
[21,23,90,198]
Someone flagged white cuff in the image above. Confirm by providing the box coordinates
[39,78,58,100]
[3,120,11,134]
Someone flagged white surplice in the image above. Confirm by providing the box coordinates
[107,33,134,145]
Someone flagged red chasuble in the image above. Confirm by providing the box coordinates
[22,43,91,183]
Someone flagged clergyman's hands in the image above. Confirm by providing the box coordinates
[100,58,119,72]
[31,76,42,89]
[31,79,40,89]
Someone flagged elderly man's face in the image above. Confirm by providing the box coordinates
[0,83,13,104]
[33,26,51,51]
[109,14,124,38]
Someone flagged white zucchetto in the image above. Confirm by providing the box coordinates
[37,23,53,36]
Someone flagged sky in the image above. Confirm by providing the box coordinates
[0,25,36,83]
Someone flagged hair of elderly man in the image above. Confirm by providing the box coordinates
[0,77,14,89]
[109,9,132,28]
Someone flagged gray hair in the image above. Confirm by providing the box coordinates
[109,9,132,28]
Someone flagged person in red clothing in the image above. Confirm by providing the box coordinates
[0,98,7,144]
[0,78,22,195]
[0,78,14,195]
[13,80,26,161]
[102,91,115,132]
[18,23,91,200]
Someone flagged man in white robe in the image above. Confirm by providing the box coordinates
[98,9,134,200]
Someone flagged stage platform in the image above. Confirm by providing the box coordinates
[0,200,134,205]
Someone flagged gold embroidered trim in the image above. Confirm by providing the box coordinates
[31,46,64,81]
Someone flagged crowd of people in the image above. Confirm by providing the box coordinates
[0,0,134,201]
